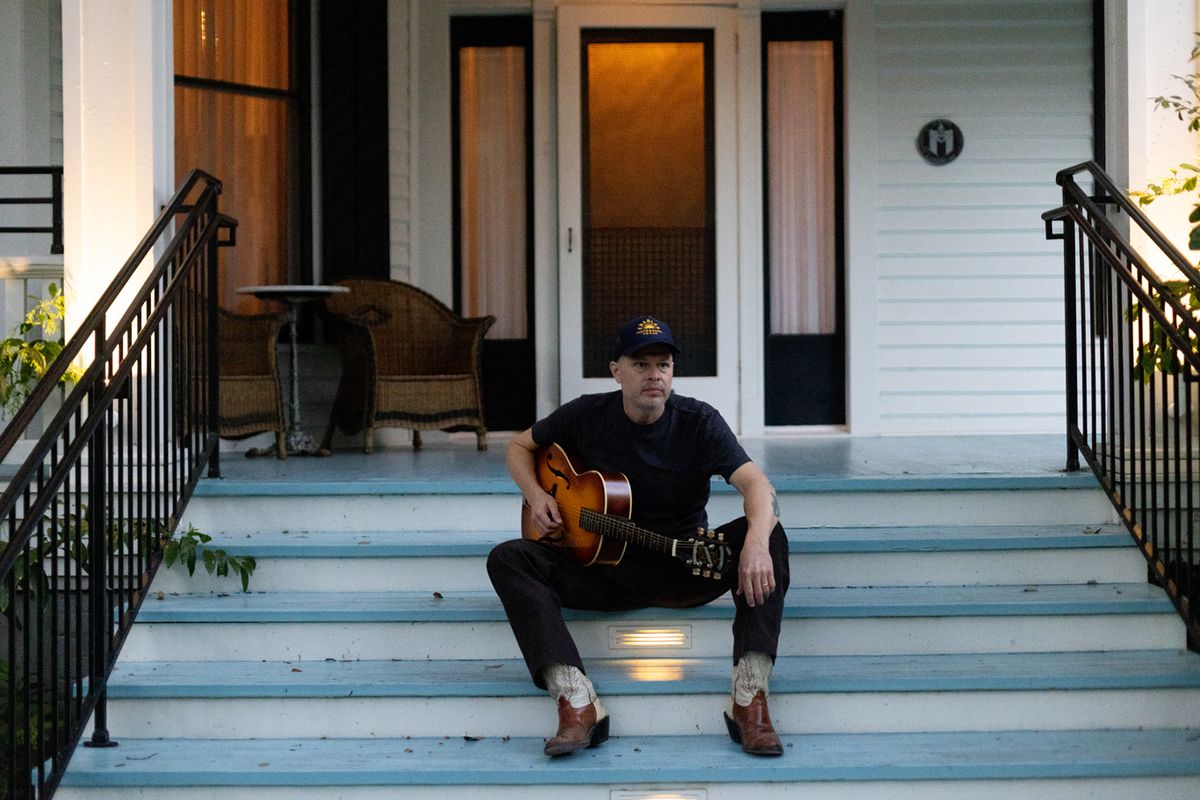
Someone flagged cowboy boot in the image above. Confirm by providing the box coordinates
[724,690,783,756]
[724,652,782,756]
[542,663,610,757]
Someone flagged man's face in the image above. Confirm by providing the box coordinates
[610,346,674,422]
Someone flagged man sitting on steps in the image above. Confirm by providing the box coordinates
[487,315,790,757]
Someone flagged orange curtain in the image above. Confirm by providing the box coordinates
[458,46,527,339]
[174,0,292,313]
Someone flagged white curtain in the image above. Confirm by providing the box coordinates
[458,46,527,339]
[767,40,836,335]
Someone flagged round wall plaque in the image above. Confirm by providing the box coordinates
[917,119,964,165]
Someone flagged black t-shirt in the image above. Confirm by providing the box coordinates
[530,391,751,538]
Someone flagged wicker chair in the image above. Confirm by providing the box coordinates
[217,307,287,458]
[322,279,494,452]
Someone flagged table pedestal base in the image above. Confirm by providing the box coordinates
[245,428,331,458]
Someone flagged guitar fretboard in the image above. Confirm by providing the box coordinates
[578,507,676,554]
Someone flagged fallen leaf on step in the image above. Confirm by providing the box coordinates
[432,592,444,599]
[502,736,511,742]
[1082,527,1102,535]
[464,736,482,741]
[291,668,302,672]
[405,748,413,753]
[155,592,165,601]
[258,763,270,767]
[1022,587,1038,593]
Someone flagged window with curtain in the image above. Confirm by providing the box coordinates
[767,39,836,335]
[174,0,303,313]
[456,44,528,339]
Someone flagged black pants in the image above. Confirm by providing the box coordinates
[486,517,790,688]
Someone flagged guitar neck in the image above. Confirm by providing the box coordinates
[578,507,678,555]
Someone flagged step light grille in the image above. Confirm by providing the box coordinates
[608,626,691,649]
[611,791,706,800]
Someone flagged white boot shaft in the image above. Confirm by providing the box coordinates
[543,663,598,709]
[731,651,773,707]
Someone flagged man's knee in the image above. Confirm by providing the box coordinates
[487,538,543,582]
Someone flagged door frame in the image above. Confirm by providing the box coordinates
[555,3,744,427]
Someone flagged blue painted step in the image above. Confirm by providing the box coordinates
[60,728,1200,787]
[189,523,1133,557]
[105,650,1200,698]
[134,583,1174,623]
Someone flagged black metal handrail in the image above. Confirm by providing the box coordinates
[0,170,233,798]
[0,166,64,255]
[1046,160,1199,648]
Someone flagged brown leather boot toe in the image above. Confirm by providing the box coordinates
[724,690,783,756]
[544,697,610,757]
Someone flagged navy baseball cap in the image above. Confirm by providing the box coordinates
[612,316,681,361]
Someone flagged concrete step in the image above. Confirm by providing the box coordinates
[100,650,1200,738]
[119,584,1184,662]
[150,524,1145,594]
[57,728,1200,800]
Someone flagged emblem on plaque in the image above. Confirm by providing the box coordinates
[917,119,964,165]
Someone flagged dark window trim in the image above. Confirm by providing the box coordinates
[1092,0,1105,169]
[760,10,846,341]
[173,0,312,286]
[449,14,535,339]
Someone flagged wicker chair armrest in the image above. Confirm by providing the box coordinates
[218,308,285,376]
[441,315,495,372]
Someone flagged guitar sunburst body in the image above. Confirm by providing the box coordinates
[520,443,730,580]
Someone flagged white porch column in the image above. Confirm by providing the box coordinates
[1113,0,1200,272]
[61,0,174,337]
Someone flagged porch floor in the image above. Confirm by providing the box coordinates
[200,433,1091,496]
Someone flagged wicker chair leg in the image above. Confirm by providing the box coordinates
[364,426,375,454]
[476,428,487,451]
[412,429,423,450]
[275,429,287,460]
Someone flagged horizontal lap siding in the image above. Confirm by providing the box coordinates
[872,0,1092,434]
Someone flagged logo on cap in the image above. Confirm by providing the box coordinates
[636,318,664,337]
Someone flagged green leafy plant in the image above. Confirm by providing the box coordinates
[1126,279,1200,382]
[1126,35,1200,379]
[0,283,84,415]
[163,524,257,592]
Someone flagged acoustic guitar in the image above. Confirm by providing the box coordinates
[520,442,731,581]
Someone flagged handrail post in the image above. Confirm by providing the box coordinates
[85,325,117,749]
[1062,214,1080,471]
[207,209,221,479]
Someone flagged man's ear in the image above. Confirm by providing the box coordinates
[610,360,621,381]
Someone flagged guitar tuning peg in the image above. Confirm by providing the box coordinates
[702,569,711,578]
[717,533,725,542]
[692,567,701,576]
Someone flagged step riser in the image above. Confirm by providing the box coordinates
[100,689,1200,738]
[117,614,1185,662]
[181,488,1113,533]
[150,548,1149,594]
[51,777,1200,800]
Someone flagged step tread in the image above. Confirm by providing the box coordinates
[190,524,1133,557]
[194,472,1099,497]
[135,583,1174,623]
[106,650,1200,698]
[60,729,1200,786]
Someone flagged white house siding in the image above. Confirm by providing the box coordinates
[869,0,1094,434]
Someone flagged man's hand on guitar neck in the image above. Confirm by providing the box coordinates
[508,428,564,535]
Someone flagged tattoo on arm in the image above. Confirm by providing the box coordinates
[771,492,780,519]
